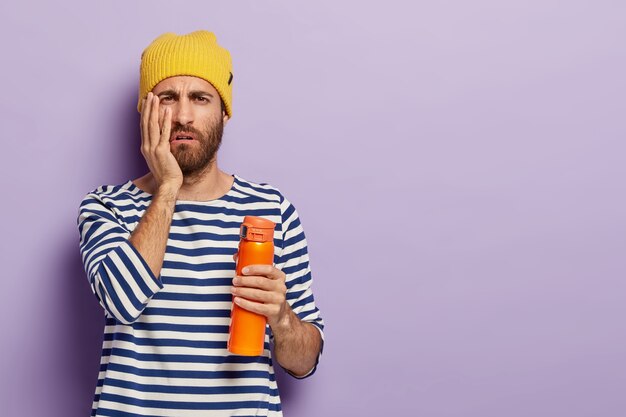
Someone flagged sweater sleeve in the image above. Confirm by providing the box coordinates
[273,194,325,379]
[77,191,164,324]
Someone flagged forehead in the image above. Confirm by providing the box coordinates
[152,76,217,94]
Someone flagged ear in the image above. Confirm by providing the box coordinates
[223,111,229,126]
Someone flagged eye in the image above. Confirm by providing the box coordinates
[196,97,209,102]
[160,96,173,102]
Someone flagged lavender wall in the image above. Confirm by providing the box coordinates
[1,1,624,416]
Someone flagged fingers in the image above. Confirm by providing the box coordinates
[141,92,171,149]
[232,270,287,306]
[149,93,160,148]
[137,91,183,190]
[140,94,150,152]
[231,286,284,304]
[159,107,171,147]
[158,103,164,130]
[242,264,281,280]
[231,266,289,324]
[140,92,161,150]
[233,296,282,318]
[233,275,280,291]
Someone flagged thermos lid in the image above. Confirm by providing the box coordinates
[240,216,275,242]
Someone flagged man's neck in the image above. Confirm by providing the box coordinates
[136,162,234,202]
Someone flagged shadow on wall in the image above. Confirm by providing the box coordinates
[47,87,145,416]
[57,232,106,416]
[107,86,150,184]
[274,360,303,410]
[57,87,302,413]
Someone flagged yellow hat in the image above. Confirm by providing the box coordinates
[137,30,233,118]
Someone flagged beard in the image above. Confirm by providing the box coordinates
[170,115,224,178]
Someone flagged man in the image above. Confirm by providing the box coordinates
[77,30,324,416]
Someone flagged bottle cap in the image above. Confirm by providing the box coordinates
[240,216,275,242]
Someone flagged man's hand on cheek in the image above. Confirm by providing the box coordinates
[230,262,290,329]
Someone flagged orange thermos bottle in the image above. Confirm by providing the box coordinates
[228,216,276,356]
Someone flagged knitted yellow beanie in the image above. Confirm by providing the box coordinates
[137,30,233,118]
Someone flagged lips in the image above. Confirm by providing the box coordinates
[170,132,197,143]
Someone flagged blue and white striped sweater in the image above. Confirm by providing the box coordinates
[77,173,324,416]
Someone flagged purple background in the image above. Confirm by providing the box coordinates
[1,1,625,415]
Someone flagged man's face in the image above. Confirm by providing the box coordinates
[151,75,229,177]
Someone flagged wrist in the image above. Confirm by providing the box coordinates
[270,302,298,336]
[155,184,179,203]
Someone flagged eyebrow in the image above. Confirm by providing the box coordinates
[156,90,214,99]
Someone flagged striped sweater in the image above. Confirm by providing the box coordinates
[77,173,324,416]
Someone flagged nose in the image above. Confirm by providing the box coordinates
[172,97,194,126]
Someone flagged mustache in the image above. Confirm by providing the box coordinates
[171,124,202,136]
